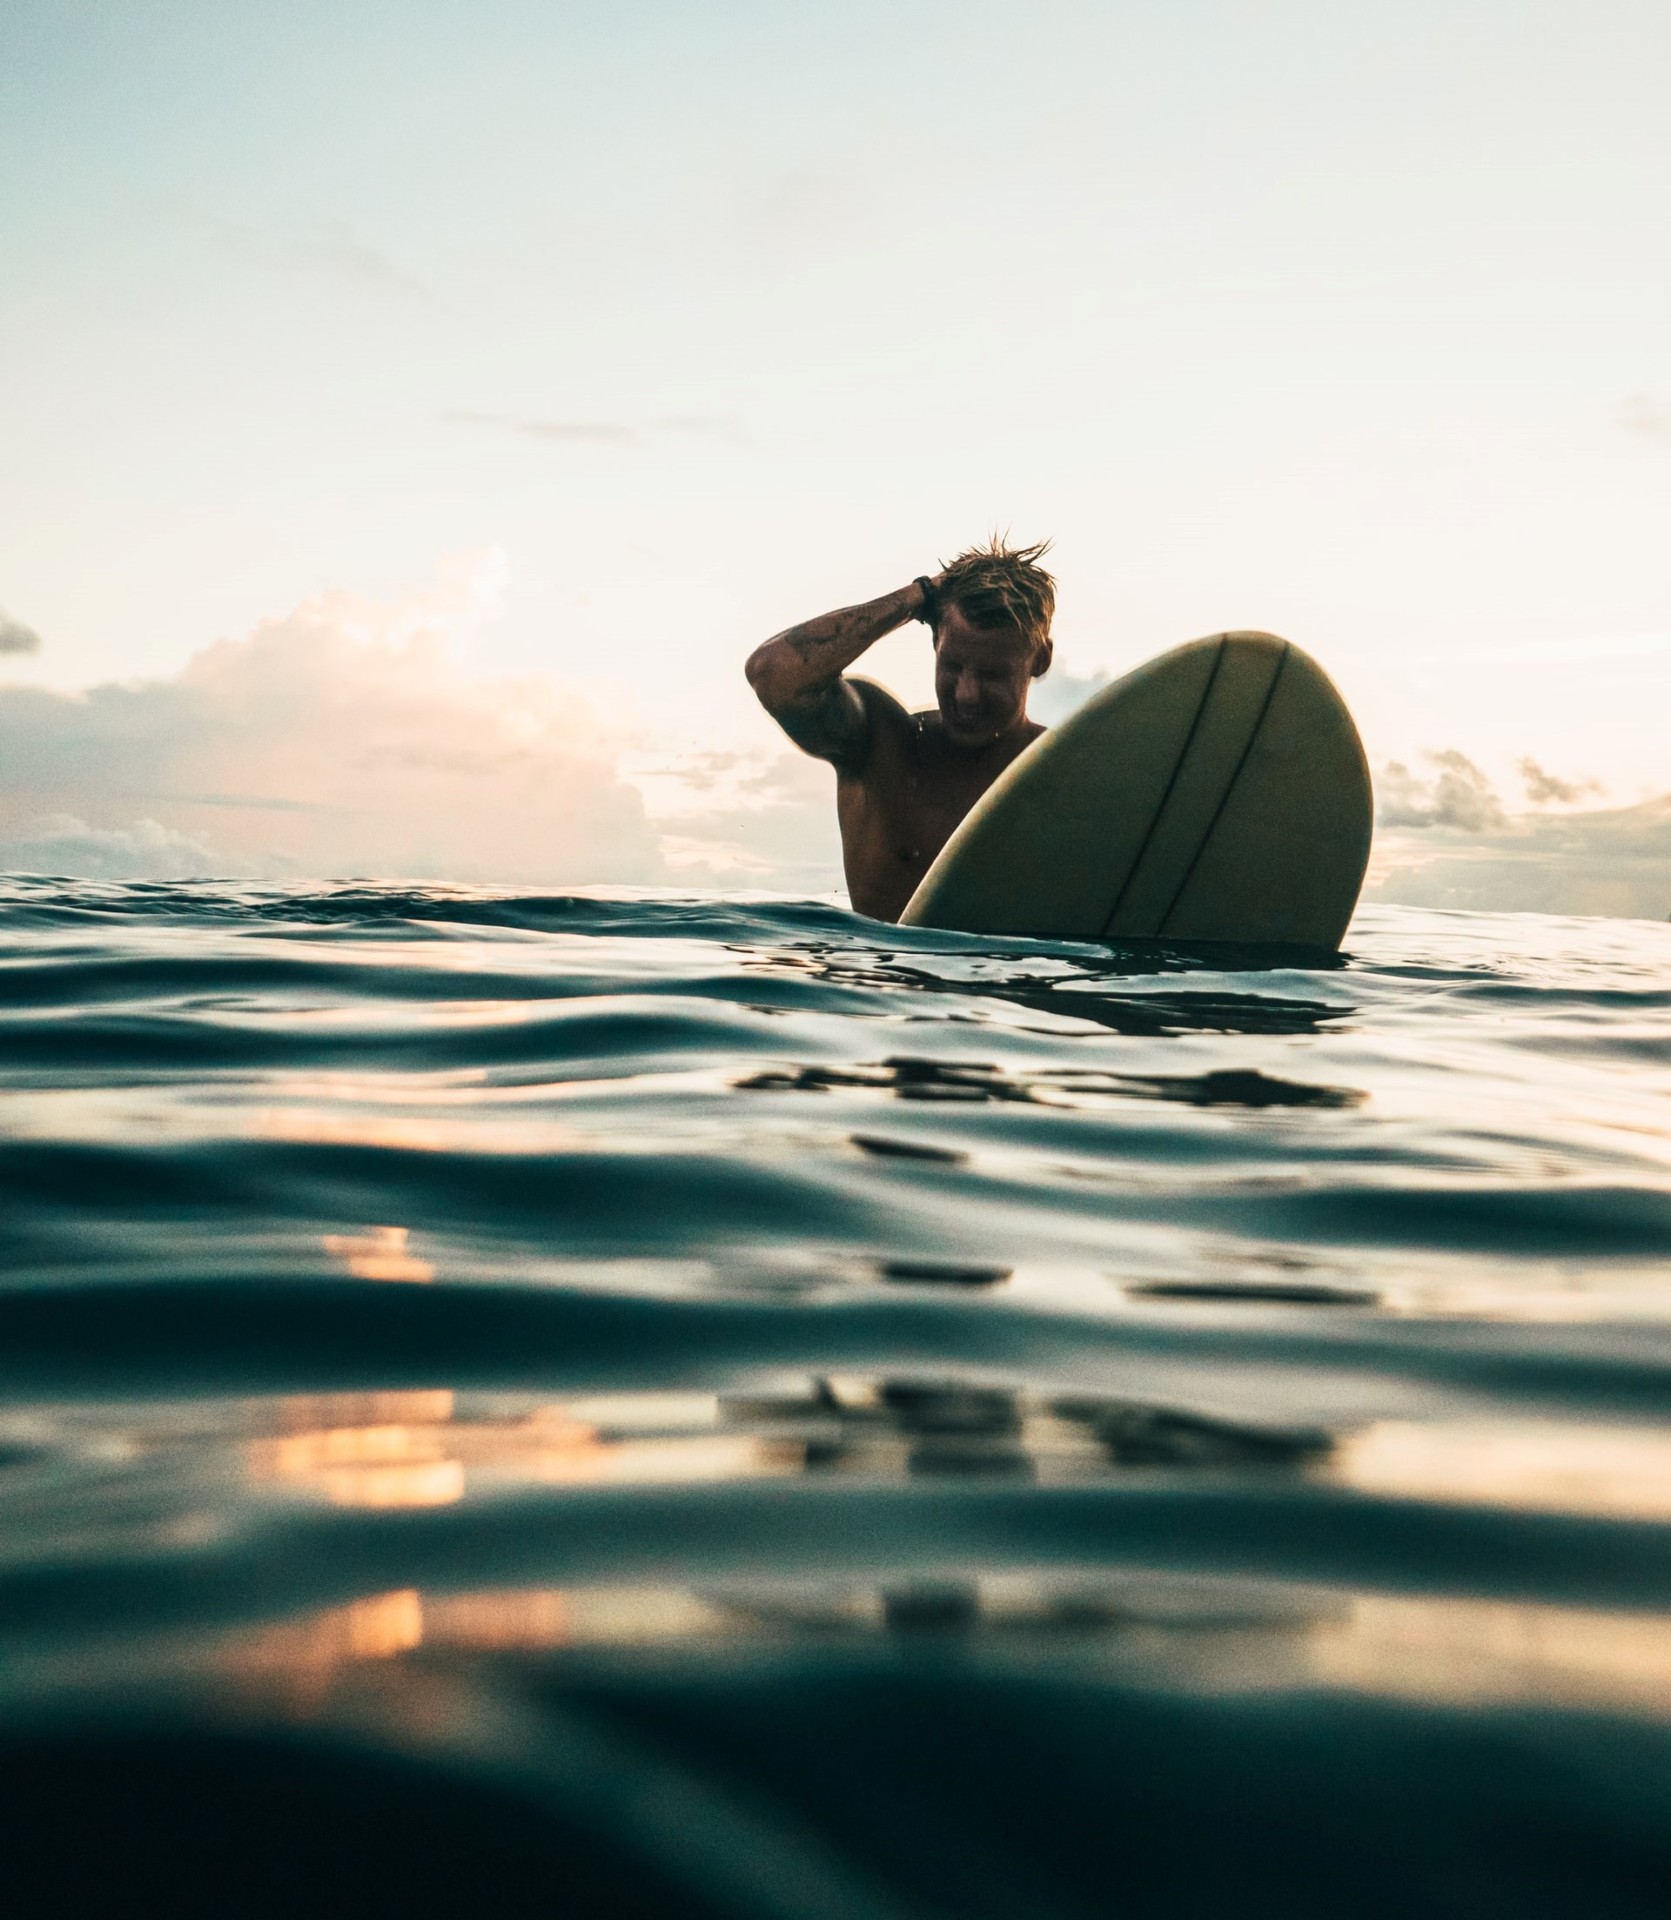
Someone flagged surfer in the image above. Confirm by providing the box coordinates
[745,538,1056,922]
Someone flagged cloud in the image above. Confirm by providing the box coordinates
[0,814,222,881]
[0,610,41,655]
[630,747,843,891]
[1378,750,1507,832]
[1029,662,1109,726]
[1370,796,1670,920]
[1517,757,1602,807]
[1368,750,1669,920]
[0,561,661,886]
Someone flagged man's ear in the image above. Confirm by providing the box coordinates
[1031,638,1054,680]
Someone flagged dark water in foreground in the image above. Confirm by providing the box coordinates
[2,880,1669,1918]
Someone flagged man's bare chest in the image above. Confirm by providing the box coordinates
[838,740,1005,861]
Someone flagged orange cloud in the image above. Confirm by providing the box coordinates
[0,566,660,885]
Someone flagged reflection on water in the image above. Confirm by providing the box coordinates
[741,939,1354,1037]
[232,1586,428,1674]
[256,1417,467,1509]
[1334,1419,1671,1521]
[63,1358,1671,1755]
[320,1227,436,1283]
[242,1377,1338,1507]
[250,1388,806,1507]
[27,1365,1668,1719]
[222,1564,1671,1724]
[737,1058,1365,1109]
[1313,1594,1671,1713]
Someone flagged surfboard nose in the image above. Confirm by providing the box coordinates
[900,632,1372,951]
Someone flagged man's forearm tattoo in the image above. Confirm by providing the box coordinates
[784,604,879,662]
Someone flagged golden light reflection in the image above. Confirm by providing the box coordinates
[223,1583,733,1696]
[256,1422,465,1508]
[1310,1594,1671,1713]
[264,1111,583,1153]
[254,1389,467,1509]
[1333,1419,1671,1521]
[421,1585,726,1648]
[347,1587,425,1658]
[249,1387,799,1511]
[277,1390,457,1428]
[322,1225,435,1282]
[229,1587,427,1687]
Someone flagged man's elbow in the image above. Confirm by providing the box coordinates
[744,641,787,708]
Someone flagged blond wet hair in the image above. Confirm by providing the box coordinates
[936,536,1055,651]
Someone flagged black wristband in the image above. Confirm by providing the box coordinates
[914,575,939,626]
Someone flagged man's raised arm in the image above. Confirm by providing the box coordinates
[745,576,938,770]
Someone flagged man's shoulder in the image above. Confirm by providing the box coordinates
[824,679,920,788]
[844,676,913,721]
[843,677,921,750]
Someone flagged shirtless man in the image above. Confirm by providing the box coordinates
[745,539,1056,921]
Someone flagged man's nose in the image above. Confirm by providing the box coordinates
[956,671,982,706]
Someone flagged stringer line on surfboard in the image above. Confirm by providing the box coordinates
[1099,635,1228,936]
[1148,640,1291,940]
[1103,634,1288,939]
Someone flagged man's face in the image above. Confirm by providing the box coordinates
[933,605,1048,747]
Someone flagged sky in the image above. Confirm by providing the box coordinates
[1,0,1667,912]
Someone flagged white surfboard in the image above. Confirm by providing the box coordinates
[899,632,1373,949]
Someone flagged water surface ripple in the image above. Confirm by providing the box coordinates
[2,881,1669,1918]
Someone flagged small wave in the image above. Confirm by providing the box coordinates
[2,880,1669,1913]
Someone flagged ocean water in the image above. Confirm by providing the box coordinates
[2,878,1669,1918]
